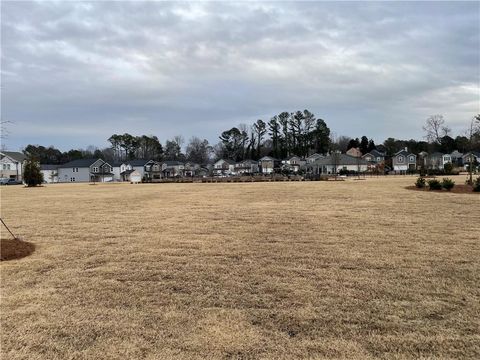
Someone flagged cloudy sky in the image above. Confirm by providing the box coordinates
[1,1,479,151]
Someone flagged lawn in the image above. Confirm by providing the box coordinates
[1,176,479,359]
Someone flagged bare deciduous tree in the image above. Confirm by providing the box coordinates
[423,115,451,144]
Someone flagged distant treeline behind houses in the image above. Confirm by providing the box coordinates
[22,111,480,165]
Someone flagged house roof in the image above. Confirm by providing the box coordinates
[120,169,135,175]
[58,158,104,168]
[394,149,416,157]
[215,159,236,165]
[310,154,369,166]
[162,160,184,166]
[450,150,463,157]
[370,149,385,157]
[463,151,480,158]
[127,159,152,166]
[1,151,27,162]
[239,159,257,165]
[259,156,279,161]
[40,164,58,170]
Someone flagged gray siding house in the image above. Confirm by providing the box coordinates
[392,148,416,173]
[58,159,114,182]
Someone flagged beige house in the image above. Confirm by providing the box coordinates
[346,147,362,158]
[0,151,26,181]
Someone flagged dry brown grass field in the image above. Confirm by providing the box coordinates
[1,176,479,359]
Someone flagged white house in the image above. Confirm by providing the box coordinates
[258,156,281,174]
[57,158,114,182]
[40,164,58,183]
[306,153,324,164]
[213,159,236,176]
[442,154,452,168]
[305,153,369,175]
[0,151,26,181]
[235,159,259,175]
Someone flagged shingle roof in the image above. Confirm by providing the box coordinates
[127,159,151,166]
[40,164,58,170]
[1,151,27,162]
[311,154,369,166]
[370,149,385,157]
[162,160,184,166]
[58,158,103,168]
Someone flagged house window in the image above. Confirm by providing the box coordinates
[398,156,404,163]
[70,177,76,182]
[409,156,415,162]
[3,164,11,170]
[93,167,99,173]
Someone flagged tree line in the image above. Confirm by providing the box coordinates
[22,113,480,164]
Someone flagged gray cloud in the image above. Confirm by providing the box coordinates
[1,1,479,151]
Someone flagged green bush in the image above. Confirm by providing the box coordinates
[441,178,455,191]
[415,177,426,188]
[427,179,442,190]
[473,177,480,192]
[443,162,453,175]
[23,157,44,187]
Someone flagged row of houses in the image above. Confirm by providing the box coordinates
[39,159,210,183]
[343,148,479,173]
[2,148,480,183]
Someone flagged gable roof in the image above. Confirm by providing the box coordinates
[58,158,105,168]
[0,151,27,162]
[259,156,279,161]
[215,159,235,165]
[394,149,416,158]
[370,149,385,157]
[127,159,152,166]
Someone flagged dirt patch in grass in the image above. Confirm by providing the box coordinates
[405,184,478,194]
[1,238,35,261]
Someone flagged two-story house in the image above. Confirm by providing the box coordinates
[346,147,362,158]
[57,159,114,182]
[258,156,281,174]
[235,159,259,175]
[213,159,236,176]
[362,149,385,164]
[40,164,59,183]
[0,151,26,181]
[306,153,324,164]
[392,148,416,173]
[161,160,185,178]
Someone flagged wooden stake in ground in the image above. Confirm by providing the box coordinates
[0,218,18,240]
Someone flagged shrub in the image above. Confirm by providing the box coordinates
[441,178,455,191]
[473,177,480,192]
[427,179,442,190]
[415,177,426,188]
[23,157,44,187]
[443,163,453,175]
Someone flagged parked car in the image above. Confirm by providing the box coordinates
[0,178,22,185]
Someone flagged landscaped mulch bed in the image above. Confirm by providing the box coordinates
[405,184,479,194]
[1,238,35,261]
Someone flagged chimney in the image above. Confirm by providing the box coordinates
[404,147,408,152]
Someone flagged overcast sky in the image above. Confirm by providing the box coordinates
[1,1,479,151]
